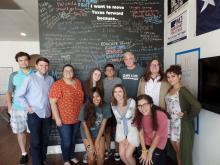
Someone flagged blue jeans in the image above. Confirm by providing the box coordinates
[27,113,51,165]
[58,123,80,162]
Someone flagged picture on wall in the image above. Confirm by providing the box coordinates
[168,0,188,16]
[197,0,220,35]
[167,10,188,45]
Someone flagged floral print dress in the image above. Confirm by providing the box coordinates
[165,92,181,142]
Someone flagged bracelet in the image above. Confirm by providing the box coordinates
[86,145,91,151]
[142,148,148,153]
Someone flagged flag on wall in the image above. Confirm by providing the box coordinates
[197,0,220,35]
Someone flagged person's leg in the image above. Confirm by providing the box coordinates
[150,148,163,165]
[58,124,72,163]
[119,141,129,165]
[96,137,105,165]
[41,117,51,162]
[83,139,95,165]
[171,141,180,165]
[27,113,42,165]
[17,132,27,153]
[158,147,167,165]
[70,122,80,160]
[105,126,111,151]
[125,142,136,165]
[10,110,28,155]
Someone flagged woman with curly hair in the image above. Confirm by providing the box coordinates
[79,87,112,165]
[165,65,201,165]
[135,94,169,165]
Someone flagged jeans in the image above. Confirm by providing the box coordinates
[27,113,51,165]
[58,123,80,162]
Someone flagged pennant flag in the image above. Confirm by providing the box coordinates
[196,0,220,35]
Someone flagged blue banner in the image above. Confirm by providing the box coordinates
[197,0,220,35]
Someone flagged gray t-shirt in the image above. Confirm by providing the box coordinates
[119,65,144,98]
[103,77,122,103]
[79,103,112,139]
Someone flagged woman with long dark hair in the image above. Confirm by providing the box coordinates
[79,87,112,165]
[165,65,201,165]
[111,84,139,165]
[135,94,169,165]
[84,68,103,101]
[137,59,170,110]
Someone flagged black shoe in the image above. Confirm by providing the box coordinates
[19,154,28,164]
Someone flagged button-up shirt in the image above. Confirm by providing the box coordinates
[16,71,54,118]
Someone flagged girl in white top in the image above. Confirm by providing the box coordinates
[111,84,139,165]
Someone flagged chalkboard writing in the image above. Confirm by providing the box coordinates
[39,0,164,80]
[39,0,164,146]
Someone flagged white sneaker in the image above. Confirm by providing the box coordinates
[83,153,87,164]
[71,158,79,164]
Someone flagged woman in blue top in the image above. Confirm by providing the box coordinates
[79,87,112,165]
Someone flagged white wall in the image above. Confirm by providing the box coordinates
[164,1,220,165]
[0,41,40,106]
[0,41,40,70]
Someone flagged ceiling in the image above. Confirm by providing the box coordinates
[0,0,39,41]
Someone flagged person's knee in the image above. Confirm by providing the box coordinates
[125,151,132,160]
[31,139,40,148]
[87,154,95,163]
[62,141,71,149]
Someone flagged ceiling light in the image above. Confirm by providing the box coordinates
[20,32,27,36]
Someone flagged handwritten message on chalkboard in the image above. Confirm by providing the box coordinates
[39,0,164,81]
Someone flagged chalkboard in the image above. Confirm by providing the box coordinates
[39,0,164,80]
[38,0,164,146]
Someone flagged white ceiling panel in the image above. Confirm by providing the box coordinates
[0,0,38,41]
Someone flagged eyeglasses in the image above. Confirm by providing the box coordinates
[150,64,159,67]
[137,102,149,109]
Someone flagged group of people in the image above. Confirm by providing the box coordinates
[6,51,201,165]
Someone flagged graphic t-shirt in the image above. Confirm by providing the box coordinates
[119,65,144,98]
[79,103,112,139]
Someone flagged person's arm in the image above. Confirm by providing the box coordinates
[96,118,108,141]
[78,80,84,105]
[16,77,32,112]
[6,92,12,114]
[49,98,62,127]
[137,78,143,96]
[139,129,148,165]
[6,73,15,113]
[181,87,201,119]
[82,121,95,152]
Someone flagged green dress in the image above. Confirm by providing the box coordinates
[179,87,201,165]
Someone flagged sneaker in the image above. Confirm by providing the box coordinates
[105,151,112,160]
[19,154,28,164]
[71,158,79,164]
[83,153,87,164]
[114,152,120,161]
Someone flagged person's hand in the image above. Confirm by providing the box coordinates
[139,151,147,165]
[55,118,62,127]
[8,107,12,115]
[87,143,96,157]
[95,139,100,154]
[177,112,184,118]
[122,138,128,147]
[146,151,153,165]
[28,107,34,113]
